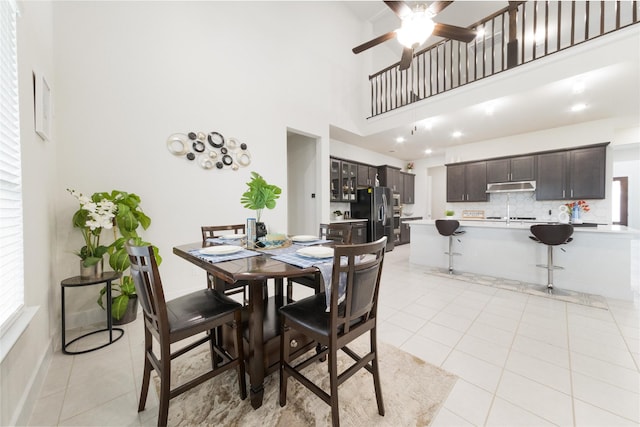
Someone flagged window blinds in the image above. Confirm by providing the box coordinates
[0,0,25,330]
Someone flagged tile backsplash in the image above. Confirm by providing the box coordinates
[446,192,610,224]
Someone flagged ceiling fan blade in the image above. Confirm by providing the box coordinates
[384,1,412,18]
[352,31,397,54]
[432,22,477,43]
[399,47,413,70]
[427,1,454,15]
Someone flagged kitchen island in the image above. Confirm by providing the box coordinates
[408,219,640,301]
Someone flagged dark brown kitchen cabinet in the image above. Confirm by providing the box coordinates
[357,164,378,188]
[378,166,401,193]
[400,172,415,204]
[398,217,422,245]
[350,221,367,244]
[536,144,606,200]
[486,155,536,183]
[446,162,487,202]
[330,158,341,202]
[330,157,357,202]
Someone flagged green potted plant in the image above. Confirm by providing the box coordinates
[68,189,117,277]
[333,210,344,220]
[240,172,282,238]
[69,189,160,324]
[445,209,455,217]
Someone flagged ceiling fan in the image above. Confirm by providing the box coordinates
[352,1,477,70]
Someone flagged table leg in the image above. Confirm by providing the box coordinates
[247,278,266,409]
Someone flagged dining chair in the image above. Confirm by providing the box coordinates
[126,243,246,427]
[279,237,387,427]
[286,223,353,301]
[201,224,253,301]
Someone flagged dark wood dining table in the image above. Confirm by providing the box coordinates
[173,242,319,409]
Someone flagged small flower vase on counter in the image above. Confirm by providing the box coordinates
[571,205,583,224]
[80,260,103,279]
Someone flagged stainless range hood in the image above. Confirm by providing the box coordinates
[486,180,536,193]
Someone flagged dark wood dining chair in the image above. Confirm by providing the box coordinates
[286,223,353,301]
[201,224,252,301]
[279,237,387,427]
[126,243,246,427]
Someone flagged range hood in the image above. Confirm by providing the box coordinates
[486,180,536,193]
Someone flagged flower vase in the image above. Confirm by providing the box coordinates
[571,206,583,224]
[80,260,103,279]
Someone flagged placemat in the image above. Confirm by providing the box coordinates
[188,248,261,264]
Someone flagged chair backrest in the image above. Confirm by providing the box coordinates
[126,243,169,338]
[201,224,246,243]
[530,224,574,245]
[328,237,386,335]
[435,219,460,237]
[319,223,353,244]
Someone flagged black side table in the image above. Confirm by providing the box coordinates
[61,271,125,354]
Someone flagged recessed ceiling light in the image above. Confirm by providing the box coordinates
[452,131,463,138]
[424,149,432,155]
[571,103,587,112]
[476,27,486,38]
[395,137,405,143]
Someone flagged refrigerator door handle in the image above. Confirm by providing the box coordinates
[381,193,387,225]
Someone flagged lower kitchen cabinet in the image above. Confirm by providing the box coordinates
[351,221,367,244]
[398,217,422,245]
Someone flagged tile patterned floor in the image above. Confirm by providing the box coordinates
[28,244,640,426]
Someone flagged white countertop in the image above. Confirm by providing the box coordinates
[330,218,368,223]
[407,218,640,236]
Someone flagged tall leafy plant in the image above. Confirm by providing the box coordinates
[92,190,161,320]
[240,171,282,222]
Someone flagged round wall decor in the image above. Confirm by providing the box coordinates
[166,130,251,171]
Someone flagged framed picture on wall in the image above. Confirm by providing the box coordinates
[34,71,51,141]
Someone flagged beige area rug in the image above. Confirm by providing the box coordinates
[425,267,608,310]
[154,339,457,426]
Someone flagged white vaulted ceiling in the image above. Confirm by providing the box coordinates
[335,1,640,161]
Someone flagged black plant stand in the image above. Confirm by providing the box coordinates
[61,271,125,355]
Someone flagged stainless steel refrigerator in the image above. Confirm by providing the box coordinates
[351,187,394,251]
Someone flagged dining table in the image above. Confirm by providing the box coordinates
[173,238,332,409]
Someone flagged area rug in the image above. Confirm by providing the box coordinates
[153,338,457,426]
[425,267,608,310]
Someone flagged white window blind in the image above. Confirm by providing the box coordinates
[0,0,24,330]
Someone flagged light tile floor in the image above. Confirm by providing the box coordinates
[28,244,640,426]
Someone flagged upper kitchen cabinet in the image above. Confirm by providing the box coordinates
[536,144,607,200]
[378,166,401,193]
[357,163,378,188]
[330,157,357,202]
[400,172,415,204]
[446,161,487,202]
[486,155,536,183]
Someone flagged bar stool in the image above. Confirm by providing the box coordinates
[435,219,465,274]
[529,224,574,293]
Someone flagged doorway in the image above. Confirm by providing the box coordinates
[612,176,628,226]
[286,130,319,235]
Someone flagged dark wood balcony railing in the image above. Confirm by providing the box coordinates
[368,0,639,117]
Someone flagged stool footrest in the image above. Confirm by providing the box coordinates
[536,264,564,270]
[444,252,462,256]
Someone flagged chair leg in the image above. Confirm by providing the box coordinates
[447,236,454,274]
[232,312,247,399]
[286,279,293,301]
[138,328,153,412]
[279,321,291,407]
[328,344,340,427]
[158,342,172,427]
[370,329,385,416]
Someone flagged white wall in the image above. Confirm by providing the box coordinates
[3,1,370,423]
[1,1,57,425]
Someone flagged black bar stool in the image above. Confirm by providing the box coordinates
[529,224,574,293]
[435,219,465,274]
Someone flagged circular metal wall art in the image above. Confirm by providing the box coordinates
[166,130,251,171]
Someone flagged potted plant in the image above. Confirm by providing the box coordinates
[333,210,344,220]
[240,172,282,238]
[68,189,117,277]
[445,209,455,217]
[69,189,160,324]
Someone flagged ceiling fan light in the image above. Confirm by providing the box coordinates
[397,11,435,48]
